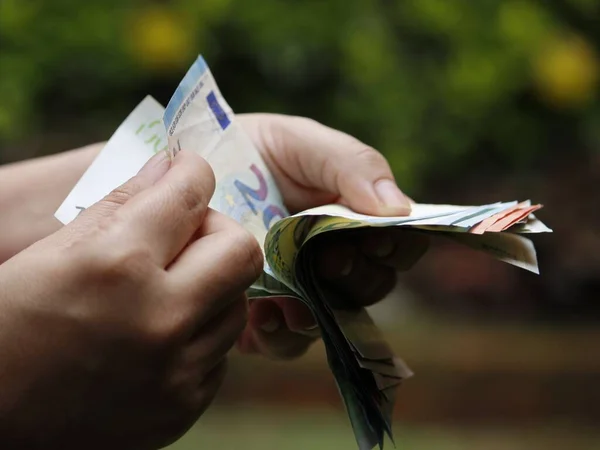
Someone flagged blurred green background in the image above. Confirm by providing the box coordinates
[1,0,599,448]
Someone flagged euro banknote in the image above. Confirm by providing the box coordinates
[55,55,551,450]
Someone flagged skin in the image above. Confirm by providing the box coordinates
[0,114,428,448]
[236,114,429,358]
[0,151,263,448]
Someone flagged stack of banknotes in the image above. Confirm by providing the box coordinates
[55,56,552,450]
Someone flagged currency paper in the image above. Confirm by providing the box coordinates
[55,55,552,450]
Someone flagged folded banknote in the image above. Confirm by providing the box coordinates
[55,56,551,450]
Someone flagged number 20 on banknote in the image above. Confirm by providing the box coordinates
[233,164,287,230]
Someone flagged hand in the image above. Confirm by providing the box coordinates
[236,114,429,360]
[0,143,102,263]
[0,151,263,449]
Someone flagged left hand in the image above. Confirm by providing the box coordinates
[235,114,429,360]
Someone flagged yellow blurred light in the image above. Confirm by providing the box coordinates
[533,34,599,109]
[127,7,195,73]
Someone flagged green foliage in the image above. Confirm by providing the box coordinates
[1,0,599,192]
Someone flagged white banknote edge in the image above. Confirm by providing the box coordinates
[55,96,165,225]
[448,232,540,274]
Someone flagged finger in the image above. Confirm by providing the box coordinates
[249,297,318,334]
[239,327,315,360]
[159,358,228,446]
[238,300,316,360]
[315,238,357,280]
[180,294,248,379]
[240,114,411,216]
[76,150,171,225]
[186,358,228,417]
[360,229,430,271]
[167,210,263,328]
[317,243,397,308]
[169,296,245,408]
[115,150,216,267]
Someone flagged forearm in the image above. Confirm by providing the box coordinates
[0,143,103,262]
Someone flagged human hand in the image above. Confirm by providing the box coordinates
[236,114,429,360]
[0,143,102,263]
[0,151,263,449]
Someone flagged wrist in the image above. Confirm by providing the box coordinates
[0,143,103,262]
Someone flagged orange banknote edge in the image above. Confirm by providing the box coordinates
[484,204,543,232]
[469,201,530,235]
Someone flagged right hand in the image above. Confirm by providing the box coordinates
[236,114,428,360]
[0,150,263,449]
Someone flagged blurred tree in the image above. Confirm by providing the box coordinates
[0,0,599,190]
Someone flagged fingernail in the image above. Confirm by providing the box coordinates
[260,316,281,333]
[339,258,353,276]
[374,179,411,215]
[373,235,395,258]
[138,150,171,180]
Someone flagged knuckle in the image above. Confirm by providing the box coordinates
[102,180,140,207]
[353,145,389,169]
[140,314,185,350]
[171,359,228,422]
[98,246,153,280]
[140,291,193,349]
[75,241,154,290]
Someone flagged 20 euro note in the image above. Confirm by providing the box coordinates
[55,55,551,450]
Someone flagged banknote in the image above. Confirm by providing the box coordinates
[162,57,296,297]
[55,96,167,224]
[55,55,551,450]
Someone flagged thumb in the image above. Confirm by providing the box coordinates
[336,151,412,217]
[76,150,171,224]
[246,114,411,217]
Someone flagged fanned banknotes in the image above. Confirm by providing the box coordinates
[55,56,551,450]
